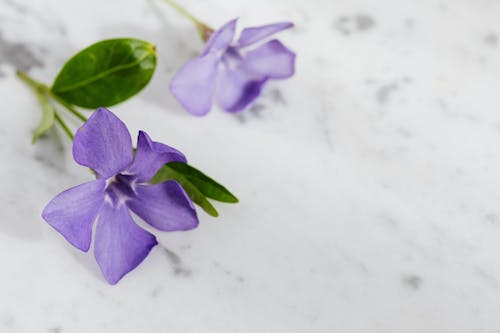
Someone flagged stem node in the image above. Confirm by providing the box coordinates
[16,69,87,142]
[161,0,214,41]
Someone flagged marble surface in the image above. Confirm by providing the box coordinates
[1,0,500,331]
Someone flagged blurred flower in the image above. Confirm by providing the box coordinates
[170,19,295,116]
[42,107,198,284]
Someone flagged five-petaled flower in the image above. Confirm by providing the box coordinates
[170,18,296,116]
[42,107,198,284]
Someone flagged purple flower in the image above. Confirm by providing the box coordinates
[42,107,198,284]
[170,19,296,116]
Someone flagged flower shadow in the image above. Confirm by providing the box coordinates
[69,244,105,282]
[0,130,68,241]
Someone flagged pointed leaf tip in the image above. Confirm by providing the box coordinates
[150,163,221,217]
[167,162,239,203]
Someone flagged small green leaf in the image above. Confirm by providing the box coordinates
[151,164,219,217]
[167,162,238,203]
[32,89,55,143]
[51,38,156,108]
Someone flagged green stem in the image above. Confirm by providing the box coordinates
[54,112,74,141]
[17,69,87,123]
[17,69,85,142]
[162,0,199,25]
[48,91,87,122]
[16,69,46,92]
[161,0,214,41]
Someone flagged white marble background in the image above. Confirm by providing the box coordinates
[1,0,500,331]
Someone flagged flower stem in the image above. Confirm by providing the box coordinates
[54,112,74,141]
[48,91,88,122]
[160,0,214,41]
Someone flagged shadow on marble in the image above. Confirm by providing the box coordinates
[0,32,44,72]
[333,14,377,36]
[0,199,45,241]
[0,131,66,241]
[69,245,105,282]
[159,244,192,277]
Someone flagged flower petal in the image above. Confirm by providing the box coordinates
[127,181,198,231]
[128,131,187,182]
[239,39,296,80]
[169,53,219,116]
[73,107,133,178]
[94,202,157,285]
[237,22,293,47]
[202,18,237,55]
[42,179,105,251]
[215,65,266,112]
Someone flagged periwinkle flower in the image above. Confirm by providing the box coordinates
[170,19,296,116]
[42,107,198,284]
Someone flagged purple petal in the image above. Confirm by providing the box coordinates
[94,202,157,285]
[128,131,187,182]
[215,65,266,112]
[239,39,295,80]
[237,22,293,47]
[169,53,219,116]
[127,181,198,231]
[202,18,237,55]
[42,179,105,251]
[73,107,133,178]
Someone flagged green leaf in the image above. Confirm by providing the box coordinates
[167,162,239,203]
[32,89,55,143]
[51,38,156,108]
[151,164,219,217]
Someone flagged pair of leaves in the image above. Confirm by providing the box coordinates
[151,162,238,217]
[33,38,157,141]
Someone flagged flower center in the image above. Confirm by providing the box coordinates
[105,174,136,206]
[222,47,243,70]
